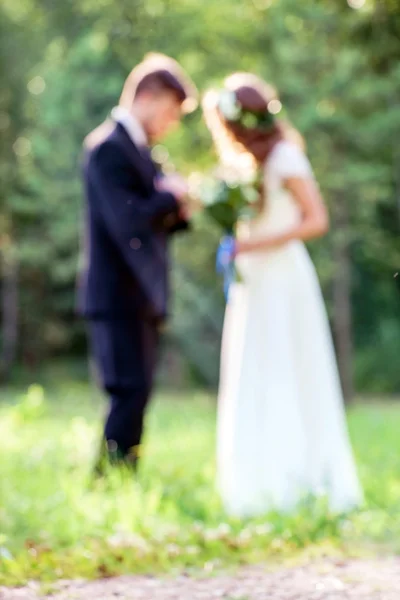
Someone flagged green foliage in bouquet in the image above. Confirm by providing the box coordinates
[196,176,260,234]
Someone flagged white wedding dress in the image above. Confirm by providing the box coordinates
[217,140,363,517]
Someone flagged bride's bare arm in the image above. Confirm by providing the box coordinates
[235,177,329,254]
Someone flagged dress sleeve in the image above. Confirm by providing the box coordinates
[271,141,314,180]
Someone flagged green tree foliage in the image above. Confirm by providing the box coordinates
[1,0,399,392]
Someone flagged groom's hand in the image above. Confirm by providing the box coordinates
[156,174,202,223]
[156,174,188,202]
[177,199,192,221]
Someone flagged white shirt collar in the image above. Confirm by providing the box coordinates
[111,106,148,147]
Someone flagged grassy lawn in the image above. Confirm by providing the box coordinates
[1,380,400,585]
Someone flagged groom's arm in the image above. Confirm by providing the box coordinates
[153,174,190,235]
[89,140,181,236]
[159,210,190,235]
[167,219,190,234]
[87,140,184,313]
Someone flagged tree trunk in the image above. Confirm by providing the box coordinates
[0,245,18,382]
[394,144,400,228]
[332,199,354,404]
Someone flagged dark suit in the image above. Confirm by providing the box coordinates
[79,120,187,465]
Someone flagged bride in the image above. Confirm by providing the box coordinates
[203,73,363,517]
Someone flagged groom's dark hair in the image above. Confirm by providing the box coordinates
[119,53,198,114]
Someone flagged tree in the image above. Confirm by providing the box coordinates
[1,0,400,393]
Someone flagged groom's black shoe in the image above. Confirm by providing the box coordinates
[92,439,139,481]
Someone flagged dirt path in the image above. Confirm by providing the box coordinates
[2,558,400,599]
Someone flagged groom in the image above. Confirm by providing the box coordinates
[79,53,198,473]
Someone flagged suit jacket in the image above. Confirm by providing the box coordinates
[77,121,188,322]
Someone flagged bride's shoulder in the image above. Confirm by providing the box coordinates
[266,140,313,179]
[268,139,306,163]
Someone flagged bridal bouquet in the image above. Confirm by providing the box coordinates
[189,169,260,299]
[189,169,260,234]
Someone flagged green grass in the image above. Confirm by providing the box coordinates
[1,381,400,585]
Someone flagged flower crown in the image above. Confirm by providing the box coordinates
[217,89,282,130]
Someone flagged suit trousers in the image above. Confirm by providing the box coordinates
[88,315,160,460]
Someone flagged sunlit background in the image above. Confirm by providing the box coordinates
[0,0,399,394]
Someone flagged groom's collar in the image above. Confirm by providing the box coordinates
[111,106,148,148]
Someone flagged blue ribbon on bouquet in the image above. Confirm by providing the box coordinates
[216,235,236,301]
